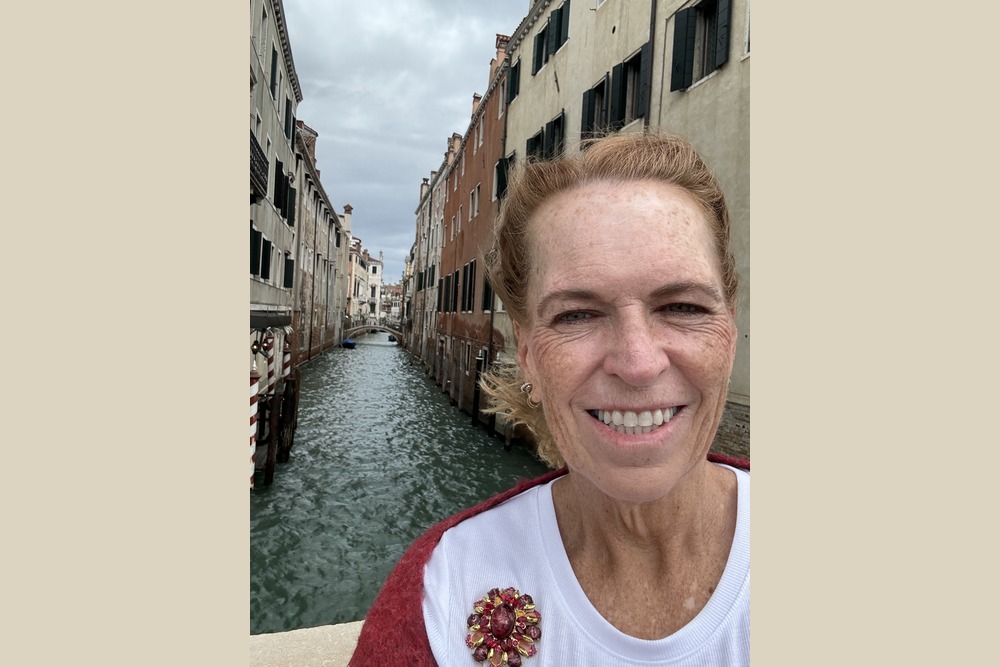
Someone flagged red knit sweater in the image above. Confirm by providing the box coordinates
[348,453,749,665]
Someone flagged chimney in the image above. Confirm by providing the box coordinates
[343,204,353,232]
[472,93,482,117]
[420,177,429,200]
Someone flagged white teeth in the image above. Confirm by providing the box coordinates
[594,407,679,434]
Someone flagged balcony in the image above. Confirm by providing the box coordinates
[251,132,268,202]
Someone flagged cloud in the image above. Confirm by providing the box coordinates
[280,0,528,281]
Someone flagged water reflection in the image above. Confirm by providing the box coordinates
[250,334,550,634]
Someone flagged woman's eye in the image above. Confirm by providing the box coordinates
[665,303,704,314]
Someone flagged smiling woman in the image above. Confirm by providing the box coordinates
[349,132,749,666]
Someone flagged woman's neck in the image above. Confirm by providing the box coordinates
[551,463,738,639]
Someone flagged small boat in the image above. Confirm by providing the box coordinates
[387,335,397,343]
[341,338,356,349]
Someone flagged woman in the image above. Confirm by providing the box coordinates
[350,132,748,665]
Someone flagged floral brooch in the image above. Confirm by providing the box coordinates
[465,586,541,665]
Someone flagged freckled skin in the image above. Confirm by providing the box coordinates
[515,179,739,638]
[517,179,737,504]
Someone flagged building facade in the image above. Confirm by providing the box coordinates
[407,0,750,456]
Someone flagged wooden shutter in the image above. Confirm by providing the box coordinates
[507,61,520,103]
[286,186,296,226]
[261,239,272,280]
[610,62,625,128]
[532,32,544,74]
[496,157,509,200]
[714,0,732,71]
[581,88,594,138]
[559,1,571,47]
[670,8,697,91]
[544,118,556,158]
[284,257,295,288]
[251,226,262,275]
[547,16,559,58]
[270,47,278,98]
[637,41,653,119]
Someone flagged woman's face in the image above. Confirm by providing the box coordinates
[516,179,737,503]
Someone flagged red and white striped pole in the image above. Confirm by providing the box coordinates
[263,333,276,396]
[250,362,260,489]
[282,339,292,380]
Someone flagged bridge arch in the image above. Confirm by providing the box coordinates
[343,324,404,341]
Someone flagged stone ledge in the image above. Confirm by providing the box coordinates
[251,620,364,667]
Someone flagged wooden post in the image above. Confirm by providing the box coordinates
[264,394,280,485]
[250,364,260,489]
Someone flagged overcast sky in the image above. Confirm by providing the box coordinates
[281,1,532,283]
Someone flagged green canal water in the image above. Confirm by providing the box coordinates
[250,334,551,635]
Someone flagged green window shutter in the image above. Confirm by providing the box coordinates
[270,47,278,98]
[670,8,696,91]
[637,41,653,119]
[287,186,296,226]
[714,0,732,71]
[609,62,625,128]
[251,226,262,275]
[496,156,509,199]
[261,239,272,280]
[544,118,556,158]
[532,32,544,74]
[581,88,594,138]
[547,16,559,58]
[507,61,520,103]
[559,1,571,47]
[284,257,295,288]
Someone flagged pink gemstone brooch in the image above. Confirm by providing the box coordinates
[465,587,542,666]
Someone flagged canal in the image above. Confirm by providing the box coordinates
[250,334,551,635]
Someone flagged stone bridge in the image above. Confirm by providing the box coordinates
[343,324,403,341]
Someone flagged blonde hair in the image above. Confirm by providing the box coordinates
[481,131,738,468]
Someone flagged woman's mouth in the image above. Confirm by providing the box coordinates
[587,407,681,435]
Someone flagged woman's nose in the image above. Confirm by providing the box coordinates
[603,313,670,386]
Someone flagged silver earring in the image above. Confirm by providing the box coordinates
[520,382,540,409]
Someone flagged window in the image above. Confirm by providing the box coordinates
[581,75,610,139]
[526,129,544,159]
[261,238,273,281]
[284,97,294,140]
[260,5,269,58]
[458,205,463,233]
[507,60,521,105]
[610,43,652,128]
[482,276,494,312]
[469,185,480,219]
[251,223,262,275]
[532,1,571,75]
[371,265,378,275]
[283,252,295,288]
[269,47,279,98]
[544,112,565,159]
[493,153,513,200]
[669,0,732,91]
[499,81,506,117]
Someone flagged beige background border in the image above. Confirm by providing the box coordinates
[7,0,999,664]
